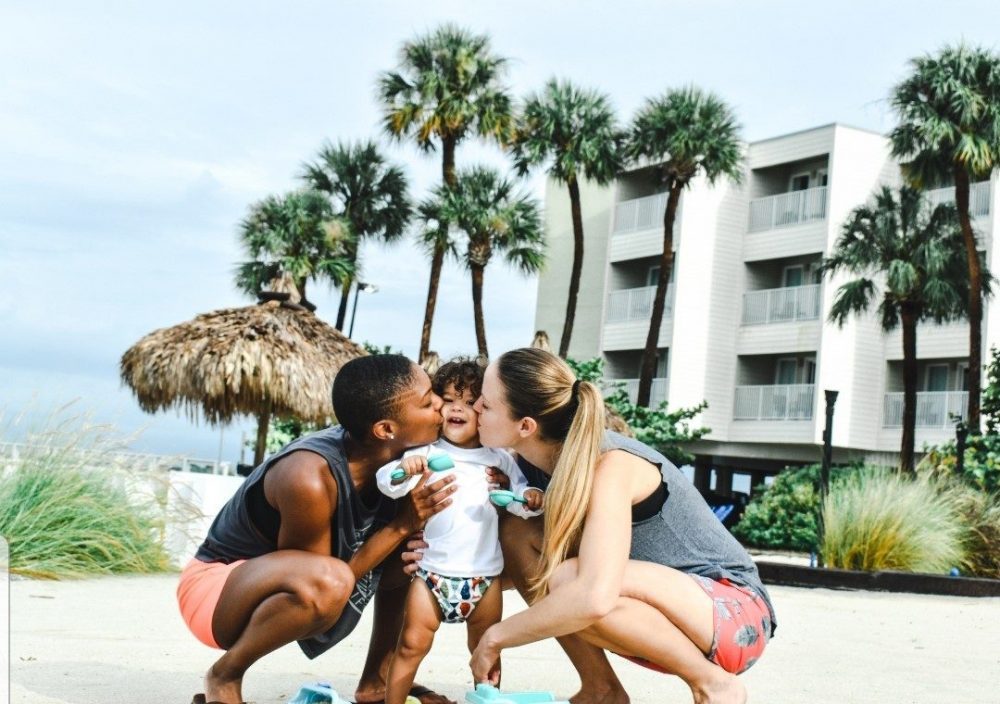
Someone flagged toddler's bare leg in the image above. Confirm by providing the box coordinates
[385,579,442,704]
[465,579,504,683]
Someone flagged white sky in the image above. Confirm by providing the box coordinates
[2,0,998,461]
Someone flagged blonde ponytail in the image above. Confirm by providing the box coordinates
[531,380,604,599]
[491,349,608,601]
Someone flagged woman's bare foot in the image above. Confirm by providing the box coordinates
[204,661,244,704]
[691,672,746,704]
[569,684,630,704]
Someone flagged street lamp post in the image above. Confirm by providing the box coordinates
[348,282,378,339]
[817,389,839,567]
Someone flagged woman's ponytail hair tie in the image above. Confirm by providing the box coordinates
[572,379,582,399]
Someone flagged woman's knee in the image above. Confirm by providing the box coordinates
[293,558,355,623]
[498,514,543,566]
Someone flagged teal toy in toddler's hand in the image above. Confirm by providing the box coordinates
[488,489,528,508]
[465,683,568,704]
[391,452,455,481]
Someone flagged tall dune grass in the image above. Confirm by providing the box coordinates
[0,408,173,579]
[821,468,966,573]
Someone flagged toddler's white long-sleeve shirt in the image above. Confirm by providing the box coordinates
[375,439,540,577]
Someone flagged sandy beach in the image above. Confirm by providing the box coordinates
[8,573,999,704]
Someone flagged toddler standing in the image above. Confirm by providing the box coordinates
[376,358,542,704]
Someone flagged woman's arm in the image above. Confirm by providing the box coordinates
[478,450,643,649]
[267,451,455,580]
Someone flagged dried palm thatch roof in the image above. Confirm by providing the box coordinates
[120,299,367,426]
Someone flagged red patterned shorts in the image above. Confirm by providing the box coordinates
[621,574,771,675]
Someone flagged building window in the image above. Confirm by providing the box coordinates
[789,173,810,191]
[925,364,949,392]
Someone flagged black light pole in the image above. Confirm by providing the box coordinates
[347,282,378,339]
[955,419,968,476]
[818,389,839,567]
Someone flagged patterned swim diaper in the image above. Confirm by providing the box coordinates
[416,567,494,623]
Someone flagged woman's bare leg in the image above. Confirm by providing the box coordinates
[385,579,441,704]
[549,559,745,704]
[498,515,628,704]
[204,551,355,704]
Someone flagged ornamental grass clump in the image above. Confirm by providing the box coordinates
[0,414,172,579]
[821,469,966,573]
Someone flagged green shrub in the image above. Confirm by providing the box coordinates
[951,484,1000,579]
[920,433,1000,495]
[732,464,866,552]
[731,465,822,552]
[821,469,966,573]
[0,415,172,579]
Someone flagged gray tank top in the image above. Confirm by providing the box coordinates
[194,426,397,658]
[602,431,776,634]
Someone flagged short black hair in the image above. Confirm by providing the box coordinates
[333,354,416,438]
[432,356,486,399]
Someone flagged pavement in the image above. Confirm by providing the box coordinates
[7,573,1000,704]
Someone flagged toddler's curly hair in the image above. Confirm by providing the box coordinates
[432,356,487,399]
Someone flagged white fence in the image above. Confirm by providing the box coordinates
[925,181,991,218]
[603,378,669,406]
[613,192,669,234]
[734,384,815,420]
[606,285,674,323]
[0,441,236,476]
[742,284,821,325]
[882,391,969,428]
[748,186,828,232]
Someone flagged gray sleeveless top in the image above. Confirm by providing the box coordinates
[519,431,776,635]
[194,426,397,658]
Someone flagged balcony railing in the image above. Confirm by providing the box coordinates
[613,192,668,234]
[606,284,674,323]
[925,181,991,218]
[734,384,815,420]
[748,186,828,232]
[742,284,821,325]
[882,391,969,428]
[603,378,669,406]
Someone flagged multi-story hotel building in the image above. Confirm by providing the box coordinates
[533,123,998,495]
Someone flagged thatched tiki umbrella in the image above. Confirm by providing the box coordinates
[120,287,367,466]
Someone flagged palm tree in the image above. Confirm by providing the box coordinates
[300,140,411,330]
[890,43,1000,433]
[235,190,354,308]
[821,186,971,474]
[378,24,513,361]
[509,79,623,358]
[625,86,743,406]
[421,167,544,357]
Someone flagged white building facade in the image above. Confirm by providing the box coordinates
[534,123,999,493]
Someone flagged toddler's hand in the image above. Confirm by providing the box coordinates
[394,455,429,483]
[485,465,511,489]
[523,487,544,512]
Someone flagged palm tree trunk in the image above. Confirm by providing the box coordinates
[442,136,457,188]
[254,406,271,467]
[559,176,585,359]
[335,278,352,330]
[955,167,982,433]
[900,306,918,475]
[637,184,681,407]
[471,263,488,358]
[297,278,308,307]
[419,246,446,363]
[417,134,459,363]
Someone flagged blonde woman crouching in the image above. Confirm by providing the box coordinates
[469,348,776,704]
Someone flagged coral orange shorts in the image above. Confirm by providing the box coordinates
[176,558,246,649]
[621,575,771,675]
